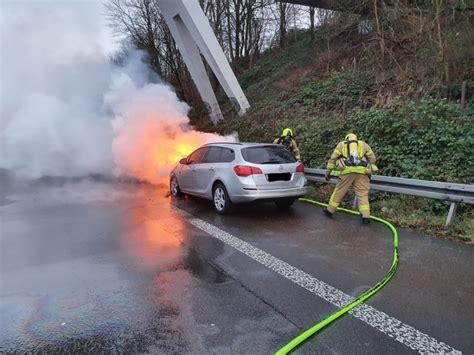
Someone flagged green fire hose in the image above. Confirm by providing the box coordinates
[275,197,399,355]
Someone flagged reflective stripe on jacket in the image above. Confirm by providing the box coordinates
[327,140,377,175]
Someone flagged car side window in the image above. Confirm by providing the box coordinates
[202,147,235,163]
[203,147,221,163]
[187,148,207,164]
[221,148,235,162]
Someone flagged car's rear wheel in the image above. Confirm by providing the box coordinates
[213,183,232,214]
[275,198,296,209]
[170,176,182,197]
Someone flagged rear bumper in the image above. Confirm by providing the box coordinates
[230,186,308,203]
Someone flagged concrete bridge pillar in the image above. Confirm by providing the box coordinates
[157,0,250,123]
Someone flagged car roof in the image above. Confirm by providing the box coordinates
[203,142,277,148]
[203,142,243,146]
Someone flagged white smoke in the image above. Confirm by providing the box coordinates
[0,0,234,183]
[0,1,115,178]
[107,73,236,183]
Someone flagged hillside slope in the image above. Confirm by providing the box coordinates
[196,31,473,241]
[211,33,472,181]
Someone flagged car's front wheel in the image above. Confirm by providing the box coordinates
[170,176,182,197]
[213,183,232,214]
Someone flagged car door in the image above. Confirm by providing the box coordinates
[192,147,215,196]
[179,148,207,193]
[197,146,222,196]
[200,147,236,198]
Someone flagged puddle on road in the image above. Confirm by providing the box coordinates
[1,182,230,353]
[0,254,227,353]
[0,292,190,354]
[182,248,228,285]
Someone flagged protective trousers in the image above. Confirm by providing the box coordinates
[327,173,371,217]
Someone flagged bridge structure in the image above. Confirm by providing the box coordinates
[281,0,367,13]
[157,0,359,123]
[156,0,250,123]
[156,0,392,122]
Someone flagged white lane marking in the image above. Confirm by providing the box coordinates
[173,207,461,354]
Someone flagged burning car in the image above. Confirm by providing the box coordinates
[170,142,307,214]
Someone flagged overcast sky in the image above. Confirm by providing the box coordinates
[0,0,119,57]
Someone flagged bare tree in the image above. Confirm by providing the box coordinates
[309,6,315,40]
[278,1,288,48]
[107,0,163,75]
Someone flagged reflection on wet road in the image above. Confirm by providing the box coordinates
[0,182,296,353]
[1,181,472,353]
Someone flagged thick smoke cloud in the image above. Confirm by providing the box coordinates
[0,1,115,178]
[0,0,234,183]
[107,73,236,183]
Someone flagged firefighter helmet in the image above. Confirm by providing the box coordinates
[345,133,358,141]
[282,128,293,137]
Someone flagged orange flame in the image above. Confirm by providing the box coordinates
[112,113,236,184]
[109,76,236,185]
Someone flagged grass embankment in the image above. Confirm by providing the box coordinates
[308,185,474,243]
[195,33,473,242]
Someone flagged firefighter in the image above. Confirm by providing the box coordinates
[274,128,302,161]
[323,133,378,224]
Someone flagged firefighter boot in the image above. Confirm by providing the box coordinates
[323,209,333,218]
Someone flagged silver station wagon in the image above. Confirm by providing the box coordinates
[170,142,307,214]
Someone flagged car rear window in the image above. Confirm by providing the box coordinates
[241,146,296,164]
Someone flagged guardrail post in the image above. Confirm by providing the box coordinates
[445,202,458,227]
[352,196,358,209]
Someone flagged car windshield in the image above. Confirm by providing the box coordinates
[241,146,296,164]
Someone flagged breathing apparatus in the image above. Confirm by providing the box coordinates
[279,128,294,150]
[343,133,365,166]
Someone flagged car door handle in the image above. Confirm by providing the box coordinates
[209,167,215,171]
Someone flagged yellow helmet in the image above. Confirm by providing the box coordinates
[282,128,293,137]
[345,133,358,141]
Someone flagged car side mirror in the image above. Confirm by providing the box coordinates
[179,157,188,165]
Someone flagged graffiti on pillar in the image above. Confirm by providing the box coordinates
[211,103,224,121]
[202,101,223,122]
[229,97,241,113]
[203,101,211,114]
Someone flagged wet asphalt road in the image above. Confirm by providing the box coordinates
[0,181,472,354]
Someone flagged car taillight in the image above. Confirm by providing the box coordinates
[296,163,305,173]
[233,165,263,176]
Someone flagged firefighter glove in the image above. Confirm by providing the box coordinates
[324,170,331,182]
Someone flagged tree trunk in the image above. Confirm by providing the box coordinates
[434,0,449,83]
[234,0,242,60]
[309,7,315,41]
[225,0,234,61]
[279,2,287,48]
[373,0,385,60]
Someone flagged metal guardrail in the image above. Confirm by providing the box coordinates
[305,168,474,227]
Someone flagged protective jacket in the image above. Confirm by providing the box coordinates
[273,137,302,161]
[326,139,377,175]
